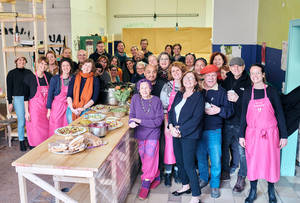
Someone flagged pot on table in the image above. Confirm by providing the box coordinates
[88,121,108,138]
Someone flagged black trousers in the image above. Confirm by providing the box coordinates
[173,137,201,196]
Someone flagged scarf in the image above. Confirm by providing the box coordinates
[72,71,94,120]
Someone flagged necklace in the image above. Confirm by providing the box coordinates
[140,97,152,113]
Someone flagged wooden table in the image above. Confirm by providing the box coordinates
[12,114,140,203]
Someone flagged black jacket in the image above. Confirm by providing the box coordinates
[221,71,252,125]
[89,50,112,63]
[281,85,300,135]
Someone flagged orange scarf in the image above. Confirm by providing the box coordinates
[72,71,94,120]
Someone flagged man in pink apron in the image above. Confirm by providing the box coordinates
[239,64,288,203]
[47,58,72,136]
[24,56,52,148]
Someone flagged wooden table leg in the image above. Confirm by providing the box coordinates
[18,173,28,203]
[53,176,61,203]
[89,177,97,203]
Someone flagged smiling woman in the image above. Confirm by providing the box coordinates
[23,56,52,148]
[239,64,288,203]
[66,59,100,123]
[168,71,205,203]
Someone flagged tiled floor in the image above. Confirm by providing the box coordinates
[125,168,300,203]
[1,135,300,203]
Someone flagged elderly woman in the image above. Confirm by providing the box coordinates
[131,61,145,83]
[196,65,234,198]
[160,61,186,186]
[24,56,52,148]
[239,64,288,203]
[6,56,32,151]
[66,59,100,123]
[47,58,72,137]
[129,78,164,200]
[168,71,204,203]
[158,52,171,82]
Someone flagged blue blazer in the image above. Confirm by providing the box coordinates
[168,91,205,139]
[47,75,64,109]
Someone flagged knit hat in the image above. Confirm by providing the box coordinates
[229,57,245,66]
[200,64,219,75]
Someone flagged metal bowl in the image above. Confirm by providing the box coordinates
[88,121,108,138]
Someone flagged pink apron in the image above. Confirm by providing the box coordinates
[245,85,280,183]
[48,77,69,137]
[164,81,177,164]
[26,73,49,146]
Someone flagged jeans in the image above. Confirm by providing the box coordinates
[66,107,89,124]
[222,124,247,177]
[13,96,25,141]
[197,129,222,188]
[173,137,200,196]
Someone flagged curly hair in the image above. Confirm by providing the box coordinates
[209,52,227,66]
[168,61,187,80]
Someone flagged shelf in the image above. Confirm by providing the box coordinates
[2,45,46,52]
[0,14,45,22]
[0,0,44,3]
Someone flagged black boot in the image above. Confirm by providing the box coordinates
[19,141,27,151]
[245,180,257,203]
[268,182,277,203]
[164,173,172,187]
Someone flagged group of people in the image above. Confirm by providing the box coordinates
[6,38,293,203]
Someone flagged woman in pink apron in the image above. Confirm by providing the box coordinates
[160,61,186,186]
[239,64,288,203]
[24,56,52,148]
[47,58,72,137]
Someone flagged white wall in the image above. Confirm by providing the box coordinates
[70,0,106,59]
[107,0,213,39]
[0,0,71,91]
[213,0,258,44]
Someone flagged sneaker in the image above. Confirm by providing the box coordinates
[220,171,230,181]
[138,180,151,200]
[211,188,220,198]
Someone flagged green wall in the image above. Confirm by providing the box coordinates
[257,0,300,49]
